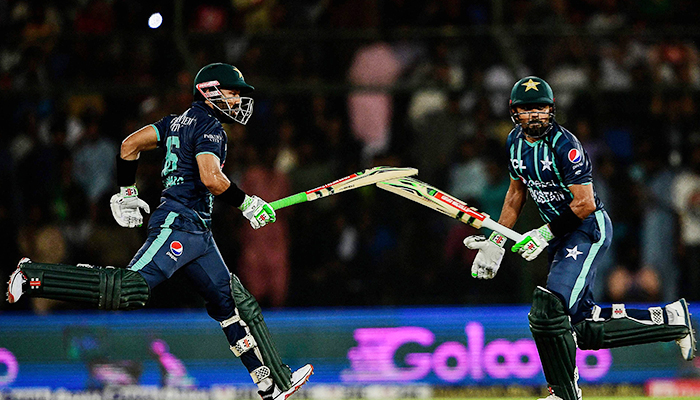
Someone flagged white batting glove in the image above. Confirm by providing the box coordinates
[239,194,276,230]
[110,186,150,228]
[511,224,553,261]
[464,232,506,279]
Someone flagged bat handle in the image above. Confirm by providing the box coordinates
[480,218,526,243]
[270,192,308,211]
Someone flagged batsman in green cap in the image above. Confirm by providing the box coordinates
[6,63,312,400]
[463,76,696,400]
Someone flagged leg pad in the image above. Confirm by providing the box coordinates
[529,286,580,400]
[231,274,292,391]
[20,261,149,310]
[574,304,690,350]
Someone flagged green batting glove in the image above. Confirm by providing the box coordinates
[239,194,277,230]
[512,224,553,261]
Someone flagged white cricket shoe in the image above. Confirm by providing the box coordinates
[7,257,30,303]
[258,364,313,400]
[537,386,581,400]
[666,298,697,360]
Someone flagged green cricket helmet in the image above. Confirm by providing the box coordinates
[509,76,555,139]
[193,63,255,125]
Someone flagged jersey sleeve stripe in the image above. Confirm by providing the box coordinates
[149,123,160,143]
[196,151,221,162]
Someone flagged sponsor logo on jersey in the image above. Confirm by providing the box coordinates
[170,241,183,257]
[170,111,196,132]
[203,133,222,143]
[510,158,527,171]
[568,149,582,163]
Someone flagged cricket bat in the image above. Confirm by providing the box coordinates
[270,166,418,210]
[377,177,525,243]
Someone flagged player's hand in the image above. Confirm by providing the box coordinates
[512,226,550,261]
[110,186,151,228]
[239,194,276,230]
[464,232,506,279]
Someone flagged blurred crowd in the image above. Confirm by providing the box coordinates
[2,0,700,313]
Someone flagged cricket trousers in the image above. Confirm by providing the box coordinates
[545,209,613,324]
[127,209,263,373]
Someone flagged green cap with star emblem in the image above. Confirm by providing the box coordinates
[510,76,554,107]
[193,63,255,97]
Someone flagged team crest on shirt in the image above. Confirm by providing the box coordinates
[568,149,582,163]
[167,241,184,261]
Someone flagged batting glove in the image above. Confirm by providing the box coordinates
[512,224,553,261]
[464,232,506,279]
[110,186,151,228]
[239,194,276,230]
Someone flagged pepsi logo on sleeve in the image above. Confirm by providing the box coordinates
[568,149,582,164]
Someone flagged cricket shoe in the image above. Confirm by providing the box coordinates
[258,364,313,400]
[666,298,697,361]
[537,386,581,400]
[7,257,30,303]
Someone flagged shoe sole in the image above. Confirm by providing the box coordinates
[680,299,697,361]
[275,365,314,400]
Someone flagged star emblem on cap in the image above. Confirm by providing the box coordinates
[522,78,541,92]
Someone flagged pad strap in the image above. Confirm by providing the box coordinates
[220,313,242,328]
[230,334,257,357]
[250,366,272,384]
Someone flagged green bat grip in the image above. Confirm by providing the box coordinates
[270,192,308,210]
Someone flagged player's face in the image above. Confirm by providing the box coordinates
[514,104,553,138]
[218,88,241,108]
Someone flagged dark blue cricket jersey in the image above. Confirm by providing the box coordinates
[149,101,227,231]
[505,122,604,223]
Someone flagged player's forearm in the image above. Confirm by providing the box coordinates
[204,172,232,196]
[569,197,596,219]
[498,190,526,229]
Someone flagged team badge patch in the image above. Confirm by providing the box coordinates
[170,241,183,257]
[568,149,582,163]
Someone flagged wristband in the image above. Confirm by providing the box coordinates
[548,206,582,237]
[218,184,246,208]
[536,224,555,242]
[488,231,506,248]
[116,156,139,187]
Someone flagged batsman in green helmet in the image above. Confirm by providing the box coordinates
[463,76,695,400]
[7,63,312,400]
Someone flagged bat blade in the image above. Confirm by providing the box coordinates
[271,166,418,210]
[377,177,525,242]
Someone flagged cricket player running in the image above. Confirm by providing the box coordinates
[464,76,696,400]
[6,63,312,400]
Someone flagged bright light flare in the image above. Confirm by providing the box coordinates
[148,13,163,29]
